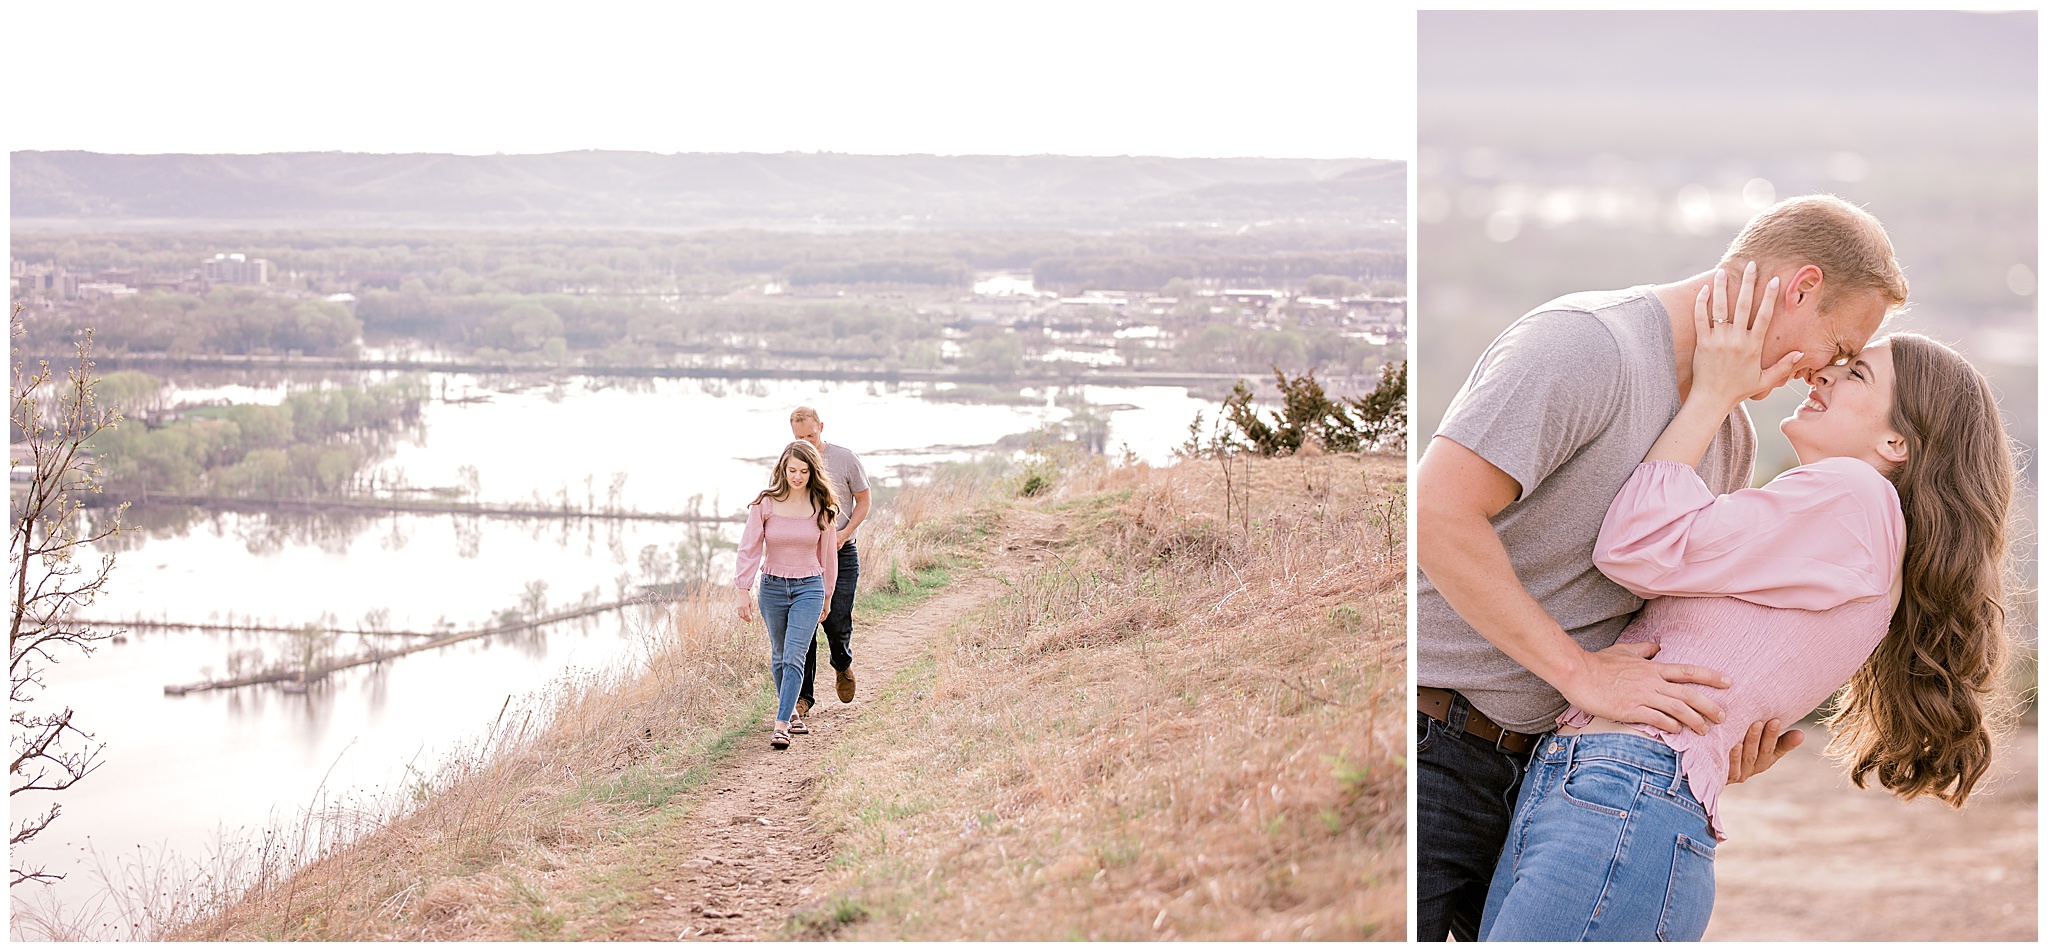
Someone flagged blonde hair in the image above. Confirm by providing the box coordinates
[1719,194,1908,315]
[790,406,820,425]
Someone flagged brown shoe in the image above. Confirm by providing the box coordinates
[796,697,813,717]
[836,666,856,703]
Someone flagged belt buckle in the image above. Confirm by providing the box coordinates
[1494,726,1520,755]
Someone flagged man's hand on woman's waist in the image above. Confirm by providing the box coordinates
[1552,640,1732,735]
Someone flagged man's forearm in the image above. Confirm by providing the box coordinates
[847,491,871,535]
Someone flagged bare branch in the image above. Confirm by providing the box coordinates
[9,306,127,858]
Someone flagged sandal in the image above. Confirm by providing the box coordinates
[789,712,809,735]
[771,725,791,750]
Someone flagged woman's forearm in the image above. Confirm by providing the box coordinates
[1642,397,1738,470]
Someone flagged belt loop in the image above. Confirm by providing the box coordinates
[1446,693,1470,735]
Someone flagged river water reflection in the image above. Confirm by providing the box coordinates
[11,372,1213,933]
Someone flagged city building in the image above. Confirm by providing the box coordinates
[13,264,77,299]
[203,253,272,285]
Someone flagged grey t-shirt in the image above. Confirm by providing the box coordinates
[1417,287,1757,733]
[820,441,869,542]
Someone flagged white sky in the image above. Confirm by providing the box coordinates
[10,2,1414,160]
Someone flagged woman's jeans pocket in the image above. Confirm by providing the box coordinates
[1559,756,1640,819]
[1658,833,1717,941]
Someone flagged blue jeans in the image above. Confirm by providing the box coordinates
[1479,731,1717,942]
[801,541,859,705]
[757,573,824,723]
[1415,701,1536,942]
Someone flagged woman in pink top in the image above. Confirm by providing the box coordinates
[1480,266,2015,941]
[735,440,841,750]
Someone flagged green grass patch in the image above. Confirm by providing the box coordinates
[827,894,870,925]
[508,874,567,940]
[1048,487,1135,516]
[854,794,939,827]
[856,558,956,616]
[787,891,873,938]
[568,692,769,809]
[1053,488,1134,531]
[1326,752,1370,792]
[812,651,943,878]
[539,694,779,937]
[878,652,939,700]
[1097,838,1143,868]
[849,495,1005,619]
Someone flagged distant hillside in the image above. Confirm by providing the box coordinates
[12,152,1405,231]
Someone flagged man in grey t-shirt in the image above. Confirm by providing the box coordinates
[790,406,870,719]
[1413,196,1906,941]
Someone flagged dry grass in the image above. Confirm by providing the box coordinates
[41,453,1397,941]
[154,589,768,940]
[798,451,1407,940]
[97,468,1007,941]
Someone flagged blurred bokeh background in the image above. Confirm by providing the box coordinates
[1418,11,2035,941]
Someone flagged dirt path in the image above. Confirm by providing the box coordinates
[1707,723,2036,941]
[617,509,1069,941]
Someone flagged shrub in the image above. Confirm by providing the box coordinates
[1216,361,1405,456]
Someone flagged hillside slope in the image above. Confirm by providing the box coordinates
[164,451,1404,941]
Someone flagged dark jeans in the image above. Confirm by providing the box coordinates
[1415,693,1540,942]
[800,541,858,705]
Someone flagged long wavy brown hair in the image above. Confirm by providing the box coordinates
[752,440,841,531]
[1821,332,2015,806]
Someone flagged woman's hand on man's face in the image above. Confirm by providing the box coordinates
[1692,262,1804,407]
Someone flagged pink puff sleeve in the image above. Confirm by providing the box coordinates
[734,502,766,592]
[1594,457,1903,610]
[818,520,838,605]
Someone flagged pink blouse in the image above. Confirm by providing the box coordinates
[733,500,838,604]
[1561,457,1904,839]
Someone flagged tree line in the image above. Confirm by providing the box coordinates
[12,226,1402,292]
[88,376,427,499]
[18,287,361,358]
[14,227,1405,378]
[1032,250,1404,295]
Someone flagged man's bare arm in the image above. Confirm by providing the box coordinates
[838,488,871,548]
[1415,436,1730,734]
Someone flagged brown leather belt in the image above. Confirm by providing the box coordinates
[1417,685,1540,756]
